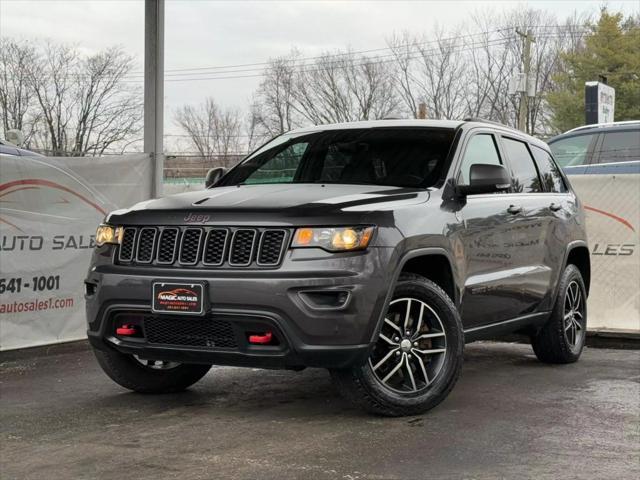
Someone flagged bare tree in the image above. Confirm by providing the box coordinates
[71,47,142,155]
[293,50,400,124]
[0,39,39,143]
[175,97,244,166]
[252,54,300,137]
[1,39,141,155]
[388,28,474,120]
[251,49,401,135]
[386,10,589,135]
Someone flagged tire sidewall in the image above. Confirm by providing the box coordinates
[358,276,464,412]
[553,265,588,358]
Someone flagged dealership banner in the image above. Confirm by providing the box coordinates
[568,173,640,332]
[0,154,151,350]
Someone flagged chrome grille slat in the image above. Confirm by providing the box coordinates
[116,226,286,268]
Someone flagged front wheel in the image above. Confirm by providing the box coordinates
[93,347,211,393]
[331,273,464,417]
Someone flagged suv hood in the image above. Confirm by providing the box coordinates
[107,184,430,226]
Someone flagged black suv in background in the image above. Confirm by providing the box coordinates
[86,119,590,416]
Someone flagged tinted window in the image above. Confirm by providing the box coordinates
[502,138,541,193]
[221,128,455,188]
[458,134,502,184]
[243,142,308,184]
[548,134,596,167]
[531,146,567,193]
[597,130,640,163]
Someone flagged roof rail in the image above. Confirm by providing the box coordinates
[463,117,509,128]
[565,120,640,134]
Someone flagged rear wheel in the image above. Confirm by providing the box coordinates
[531,264,587,364]
[93,347,211,393]
[331,273,464,416]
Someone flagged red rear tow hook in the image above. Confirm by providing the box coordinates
[248,331,273,345]
[116,324,138,336]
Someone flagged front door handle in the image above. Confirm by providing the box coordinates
[549,203,563,212]
[507,204,522,214]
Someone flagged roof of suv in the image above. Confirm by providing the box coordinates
[287,118,548,149]
[549,120,640,144]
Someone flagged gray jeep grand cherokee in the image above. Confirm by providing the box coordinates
[86,119,590,416]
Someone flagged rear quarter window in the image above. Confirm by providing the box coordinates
[530,146,568,193]
[597,130,640,163]
[501,137,542,193]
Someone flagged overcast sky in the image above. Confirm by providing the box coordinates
[1,0,638,137]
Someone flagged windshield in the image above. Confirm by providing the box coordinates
[219,128,456,188]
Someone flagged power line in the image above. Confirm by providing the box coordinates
[122,36,517,83]
[126,27,515,76]
[121,30,607,83]
[47,25,617,82]
[125,23,610,77]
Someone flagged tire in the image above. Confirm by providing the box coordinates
[93,347,211,393]
[531,264,587,364]
[331,273,464,417]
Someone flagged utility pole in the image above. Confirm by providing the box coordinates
[417,103,427,119]
[516,29,534,133]
[144,0,165,197]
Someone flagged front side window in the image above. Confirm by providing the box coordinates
[502,137,542,193]
[597,130,640,163]
[548,133,596,167]
[243,142,309,184]
[457,133,502,185]
[220,128,456,188]
[531,145,568,193]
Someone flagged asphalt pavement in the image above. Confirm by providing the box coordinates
[1,341,638,480]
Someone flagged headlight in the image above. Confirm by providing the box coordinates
[292,226,375,252]
[95,224,123,247]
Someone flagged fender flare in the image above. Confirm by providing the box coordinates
[367,247,459,344]
[551,240,590,306]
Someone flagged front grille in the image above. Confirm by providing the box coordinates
[118,228,137,262]
[258,230,287,265]
[203,229,228,265]
[144,316,238,349]
[116,226,288,268]
[136,228,157,263]
[179,228,203,265]
[229,229,257,266]
[157,228,179,264]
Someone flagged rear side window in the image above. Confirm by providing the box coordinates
[530,146,568,193]
[502,137,542,193]
[458,134,502,185]
[597,130,640,163]
[548,133,596,167]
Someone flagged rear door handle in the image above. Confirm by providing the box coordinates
[507,204,522,214]
[549,203,563,212]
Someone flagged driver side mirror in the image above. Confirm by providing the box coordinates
[205,167,228,188]
[457,164,511,196]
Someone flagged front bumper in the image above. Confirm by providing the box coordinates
[85,246,394,369]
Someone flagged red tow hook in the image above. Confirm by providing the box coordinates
[248,331,273,345]
[116,324,138,336]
